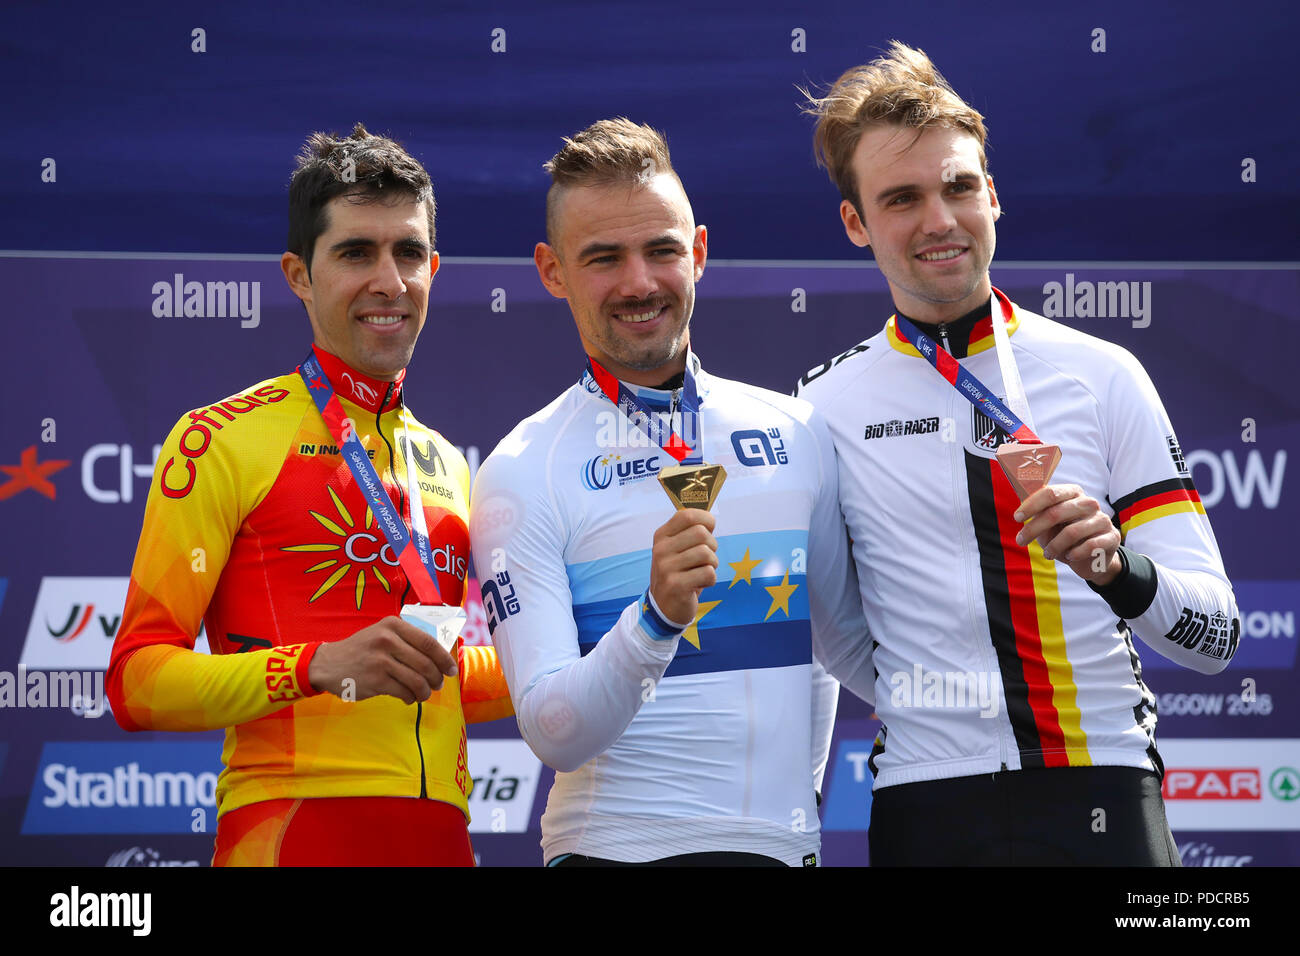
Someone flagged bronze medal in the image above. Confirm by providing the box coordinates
[995,442,1062,501]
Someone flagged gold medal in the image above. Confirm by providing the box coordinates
[658,463,727,511]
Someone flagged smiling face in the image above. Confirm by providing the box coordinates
[281,193,439,381]
[840,124,1000,323]
[534,173,707,386]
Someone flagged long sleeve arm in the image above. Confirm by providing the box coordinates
[1092,351,1240,674]
[470,447,680,773]
[107,411,321,731]
[806,410,876,705]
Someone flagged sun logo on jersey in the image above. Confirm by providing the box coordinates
[282,486,399,609]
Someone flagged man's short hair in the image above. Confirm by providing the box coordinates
[287,122,436,276]
[803,41,989,215]
[543,118,679,247]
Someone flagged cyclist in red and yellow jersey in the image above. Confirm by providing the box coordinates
[108,124,511,866]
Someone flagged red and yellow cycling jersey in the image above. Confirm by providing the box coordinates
[108,346,512,821]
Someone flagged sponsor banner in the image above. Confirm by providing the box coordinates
[18,577,209,670]
[20,578,129,670]
[1159,738,1300,831]
[821,738,877,831]
[1157,689,1277,722]
[105,845,202,867]
[22,740,224,834]
[464,738,541,834]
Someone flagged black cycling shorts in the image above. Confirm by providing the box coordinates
[869,765,1181,866]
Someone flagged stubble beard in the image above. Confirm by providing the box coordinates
[598,299,690,373]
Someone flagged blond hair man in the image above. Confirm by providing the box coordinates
[796,43,1238,865]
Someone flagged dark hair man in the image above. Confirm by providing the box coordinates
[109,124,512,866]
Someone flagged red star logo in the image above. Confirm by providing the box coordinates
[310,376,326,390]
[0,446,70,500]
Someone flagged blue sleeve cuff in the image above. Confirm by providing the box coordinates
[638,588,689,641]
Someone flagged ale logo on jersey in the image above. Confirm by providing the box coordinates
[731,428,788,467]
[580,454,661,491]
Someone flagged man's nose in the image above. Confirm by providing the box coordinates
[920,194,959,235]
[369,252,407,299]
[614,254,657,300]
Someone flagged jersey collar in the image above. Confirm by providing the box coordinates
[885,288,1022,359]
[311,345,405,414]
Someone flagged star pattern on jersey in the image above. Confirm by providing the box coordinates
[0,446,70,501]
[727,548,762,588]
[763,570,799,621]
[682,599,721,650]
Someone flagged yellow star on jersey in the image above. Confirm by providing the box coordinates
[682,599,722,649]
[727,548,762,589]
[764,571,798,621]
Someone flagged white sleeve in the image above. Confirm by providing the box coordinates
[470,444,682,773]
[1093,351,1240,675]
[810,656,839,795]
[805,409,876,705]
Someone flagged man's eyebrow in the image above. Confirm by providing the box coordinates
[642,234,685,249]
[328,235,431,254]
[577,241,623,260]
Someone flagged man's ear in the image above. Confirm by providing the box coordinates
[281,251,312,302]
[692,224,708,281]
[534,242,567,299]
[988,175,1002,221]
[840,199,871,249]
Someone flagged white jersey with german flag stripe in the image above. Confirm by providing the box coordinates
[795,300,1239,790]
[470,354,873,864]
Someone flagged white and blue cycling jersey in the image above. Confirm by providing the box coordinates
[469,353,873,865]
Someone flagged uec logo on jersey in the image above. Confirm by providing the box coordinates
[581,455,661,490]
[582,456,614,491]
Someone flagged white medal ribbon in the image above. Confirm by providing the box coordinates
[397,408,465,653]
[988,291,1036,435]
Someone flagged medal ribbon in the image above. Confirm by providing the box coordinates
[298,350,442,605]
[580,355,703,465]
[892,288,1040,444]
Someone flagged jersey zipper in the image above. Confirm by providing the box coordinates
[377,381,430,800]
[947,382,1010,772]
